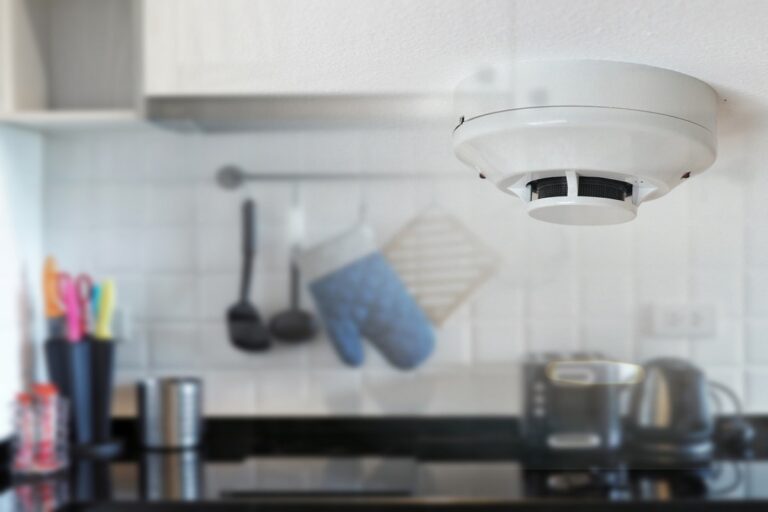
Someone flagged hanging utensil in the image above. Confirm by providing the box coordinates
[269,259,318,343]
[269,186,317,343]
[227,199,271,352]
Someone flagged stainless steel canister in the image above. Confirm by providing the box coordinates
[138,377,203,449]
[141,450,203,501]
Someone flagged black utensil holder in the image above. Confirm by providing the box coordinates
[44,338,122,458]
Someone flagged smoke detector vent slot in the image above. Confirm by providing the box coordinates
[530,177,567,200]
[578,177,633,201]
[529,176,633,202]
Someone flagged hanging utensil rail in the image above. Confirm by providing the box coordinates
[216,165,472,189]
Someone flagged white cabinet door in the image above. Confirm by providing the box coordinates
[143,0,278,95]
[142,0,516,96]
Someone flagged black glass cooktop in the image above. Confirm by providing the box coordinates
[5,453,768,511]
[4,418,768,511]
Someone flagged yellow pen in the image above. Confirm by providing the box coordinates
[95,279,116,341]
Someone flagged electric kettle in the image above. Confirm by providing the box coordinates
[626,358,752,466]
[627,358,713,465]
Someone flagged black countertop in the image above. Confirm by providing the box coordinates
[5,417,768,511]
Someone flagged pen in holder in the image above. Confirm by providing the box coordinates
[44,338,122,458]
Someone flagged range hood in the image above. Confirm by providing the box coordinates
[145,94,451,131]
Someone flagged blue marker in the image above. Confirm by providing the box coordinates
[91,283,102,325]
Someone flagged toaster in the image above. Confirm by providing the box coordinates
[522,352,623,454]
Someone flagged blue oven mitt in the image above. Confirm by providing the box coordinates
[299,226,434,369]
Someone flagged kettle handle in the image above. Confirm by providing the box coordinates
[707,380,742,416]
[708,380,755,452]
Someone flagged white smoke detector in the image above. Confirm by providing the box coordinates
[452,60,719,225]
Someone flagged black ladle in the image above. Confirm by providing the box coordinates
[269,259,317,342]
[227,199,271,351]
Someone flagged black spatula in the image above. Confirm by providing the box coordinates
[227,199,271,352]
[269,260,318,342]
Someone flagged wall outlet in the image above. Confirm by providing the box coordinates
[650,304,717,339]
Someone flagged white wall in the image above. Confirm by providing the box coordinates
[42,125,768,416]
[0,126,43,439]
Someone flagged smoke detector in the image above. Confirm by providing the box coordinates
[452,60,718,225]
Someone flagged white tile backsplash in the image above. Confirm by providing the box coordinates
[473,319,526,364]
[471,369,522,415]
[40,127,768,417]
[114,322,148,369]
[309,370,367,414]
[148,322,202,368]
[690,222,744,268]
[527,277,576,318]
[197,226,241,272]
[581,316,634,362]
[746,319,768,365]
[198,273,239,320]
[430,309,473,366]
[417,370,476,415]
[143,227,197,272]
[259,371,314,415]
[635,336,690,361]
[472,281,524,321]
[46,185,96,228]
[527,318,579,353]
[300,131,364,173]
[575,225,633,269]
[689,317,744,366]
[579,272,632,317]
[147,184,196,226]
[197,321,255,368]
[45,134,100,185]
[635,267,688,303]
[205,371,259,415]
[747,270,768,316]
[95,227,144,272]
[703,366,745,412]
[146,275,199,320]
[746,369,768,412]
[747,226,768,267]
[690,268,744,317]
[47,227,98,270]
[95,184,149,228]
[364,370,434,414]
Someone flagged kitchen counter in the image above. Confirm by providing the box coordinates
[4,417,768,511]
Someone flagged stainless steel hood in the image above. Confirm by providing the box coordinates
[145,94,451,131]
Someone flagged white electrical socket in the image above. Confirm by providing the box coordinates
[650,304,717,338]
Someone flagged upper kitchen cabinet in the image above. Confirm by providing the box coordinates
[142,0,517,96]
[0,0,142,129]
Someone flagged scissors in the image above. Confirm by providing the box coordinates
[75,273,94,334]
[58,272,93,342]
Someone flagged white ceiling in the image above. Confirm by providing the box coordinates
[251,1,761,93]
[500,0,768,134]
[224,0,768,131]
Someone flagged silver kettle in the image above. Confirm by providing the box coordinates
[627,358,715,465]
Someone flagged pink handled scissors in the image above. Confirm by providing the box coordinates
[59,273,93,341]
[75,274,93,334]
[57,273,83,342]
